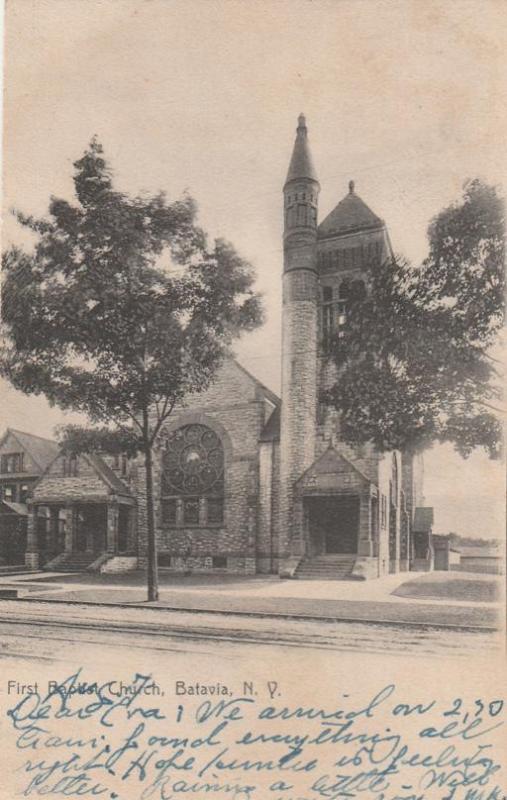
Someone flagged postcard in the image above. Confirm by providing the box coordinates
[0,1,505,798]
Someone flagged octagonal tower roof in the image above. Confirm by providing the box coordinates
[318,180,383,238]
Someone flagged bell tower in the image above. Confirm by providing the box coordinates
[279,114,320,562]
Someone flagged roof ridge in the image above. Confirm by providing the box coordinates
[230,358,280,405]
[8,428,58,444]
[84,452,132,496]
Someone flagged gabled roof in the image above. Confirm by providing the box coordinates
[414,507,434,533]
[0,500,28,516]
[85,453,132,496]
[0,428,60,472]
[285,114,319,186]
[296,444,372,488]
[318,183,384,238]
[232,359,280,406]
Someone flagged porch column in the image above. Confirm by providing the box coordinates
[25,502,39,569]
[64,503,75,553]
[357,492,374,557]
[107,499,119,554]
[49,507,59,553]
[128,505,137,553]
[399,510,410,571]
[85,514,94,553]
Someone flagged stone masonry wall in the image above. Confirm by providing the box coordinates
[279,284,318,557]
[135,360,272,575]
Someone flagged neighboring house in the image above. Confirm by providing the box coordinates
[25,451,136,571]
[0,429,59,565]
[458,546,504,575]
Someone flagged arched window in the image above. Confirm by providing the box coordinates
[161,424,224,527]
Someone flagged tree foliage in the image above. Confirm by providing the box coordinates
[1,138,263,598]
[325,180,504,458]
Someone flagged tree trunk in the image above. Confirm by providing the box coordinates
[143,413,158,602]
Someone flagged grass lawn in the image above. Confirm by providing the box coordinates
[393,571,501,603]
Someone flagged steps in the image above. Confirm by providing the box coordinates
[295,554,357,580]
[45,552,102,572]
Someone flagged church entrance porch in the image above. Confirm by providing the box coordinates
[307,495,359,555]
[289,446,380,580]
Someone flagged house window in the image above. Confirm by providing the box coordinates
[161,423,225,527]
[3,485,15,501]
[212,556,227,568]
[1,453,24,473]
[19,484,30,503]
[113,454,128,477]
[63,455,78,477]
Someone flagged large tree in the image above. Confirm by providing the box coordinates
[324,179,504,458]
[0,139,263,599]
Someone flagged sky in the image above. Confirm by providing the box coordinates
[1,0,505,539]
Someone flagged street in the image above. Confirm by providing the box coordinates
[1,599,505,800]
[0,599,500,670]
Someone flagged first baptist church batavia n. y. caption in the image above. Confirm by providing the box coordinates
[0,117,434,581]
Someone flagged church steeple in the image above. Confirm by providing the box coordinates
[279,115,319,563]
[284,113,319,187]
[283,115,320,260]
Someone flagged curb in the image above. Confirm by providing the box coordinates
[0,595,498,634]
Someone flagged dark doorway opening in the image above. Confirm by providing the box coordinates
[308,495,359,554]
[118,506,129,553]
[76,504,107,553]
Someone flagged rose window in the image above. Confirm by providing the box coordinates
[161,424,225,527]
[163,424,224,495]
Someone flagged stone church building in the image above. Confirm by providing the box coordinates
[21,116,431,579]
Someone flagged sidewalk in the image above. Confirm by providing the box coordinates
[0,569,501,629]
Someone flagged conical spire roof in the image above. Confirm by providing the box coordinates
[318,181,383,237]
[285,114,319,186]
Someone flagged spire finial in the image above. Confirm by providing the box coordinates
[349,180,355,194]
[284,114,318,186]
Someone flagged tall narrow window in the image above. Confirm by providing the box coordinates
[1,453,24,473]
[391,454,398,507]
[63,455,78,477]
[322,286,334,350]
